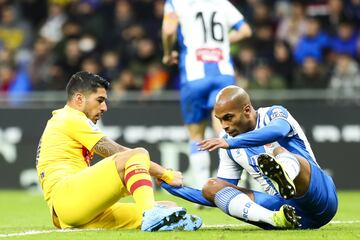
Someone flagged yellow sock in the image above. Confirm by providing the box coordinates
[124,153,155,212]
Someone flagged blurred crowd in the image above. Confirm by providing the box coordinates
[0,0,359,99]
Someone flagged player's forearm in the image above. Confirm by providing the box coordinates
[226,119,291,148]
[94,136,130,157]
[161,182,215,207]
[162,32,176,57]
[162,13,178,57]
[229,23,252,43]
[149,161,166,179]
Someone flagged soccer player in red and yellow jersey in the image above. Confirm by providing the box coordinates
[36,71,202,231]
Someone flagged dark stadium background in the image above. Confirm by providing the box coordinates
[0,0,359,190]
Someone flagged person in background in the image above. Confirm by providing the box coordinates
[161,0,252,190]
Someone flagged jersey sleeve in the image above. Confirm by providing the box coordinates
[266,105,289,122]
[217,148,243,180]
[223,0,245,30]
[65,117,105,151]
[225,106,293,148]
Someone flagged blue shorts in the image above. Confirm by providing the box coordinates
[253,163,338,229]
[180,75,235,124]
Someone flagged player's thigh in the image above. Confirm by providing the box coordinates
[180,82,210,124]
[287,165,338,228]
[80,203,142,229]
[253,191,285,211]
[52,156,129,227]
[207,75,235,108]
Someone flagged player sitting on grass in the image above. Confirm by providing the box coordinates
[162,85,338,229]
[36,71,202,231]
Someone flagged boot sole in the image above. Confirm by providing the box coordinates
[258,154,296,199]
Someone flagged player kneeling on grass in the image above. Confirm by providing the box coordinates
[162,85,338,229]
[35,71,202,231]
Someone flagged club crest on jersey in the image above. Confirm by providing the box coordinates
[82,146,93,166]
[270,108,287,120]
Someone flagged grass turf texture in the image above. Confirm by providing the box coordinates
[0,190,359,240]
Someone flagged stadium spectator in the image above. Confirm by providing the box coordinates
[272,40,295,88]
[129,37,160,86]
[322,0,350,36]
[69,0,105,45]
[80,56,101,75]
[111,69,140,102]
[329,53,360,94]
[101,50,123,82]
[35,71,202,231]
[249,0,275,28]
[142,63,169,96]
[294,17,330,64]
[161,0,252,190]
[162,85,338,230]
[251,22,275,64]
[233,42,256,88]
[45,62,67,90]
[0,63,30,93]
[248,60,286,90]
[28,37,54,90]
[293,56,329,89]
[0,63,15,92]
[39,2,68,44]
[329,20,359,58]
[0,4,33,62]
[56,38,82,80]
[276,1,307,49]
[112,0,145,59]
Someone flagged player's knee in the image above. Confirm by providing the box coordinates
[113,148,150,174]
[131,147,149,156]
[202,178,222,201]
[125,148,150,167]
[273,146,287,156]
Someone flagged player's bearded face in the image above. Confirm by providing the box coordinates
[83,88,108,123]
[215,102,250,137]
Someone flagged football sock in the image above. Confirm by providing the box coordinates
[214,187,275,225]
[275,152,300,181]
[124,153,155,212]
[189,141,210,189]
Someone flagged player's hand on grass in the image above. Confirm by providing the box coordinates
[198,138,229,151]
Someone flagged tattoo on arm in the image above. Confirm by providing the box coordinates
[94,137,129,157]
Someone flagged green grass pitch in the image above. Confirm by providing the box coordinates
[0,190,359,240]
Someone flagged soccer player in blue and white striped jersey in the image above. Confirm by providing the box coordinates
[162,86,338,229]
[162,0,252,190]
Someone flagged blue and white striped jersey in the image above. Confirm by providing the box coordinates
[164,0,245,83]
[217,105,318,195]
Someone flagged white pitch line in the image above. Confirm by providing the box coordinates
[0,220,359,238]
[0,229,102,238]
[202,220,360,229]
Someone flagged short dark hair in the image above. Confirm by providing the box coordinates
[66,71,110,100]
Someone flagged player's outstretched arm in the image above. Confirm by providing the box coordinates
[225,118,292,148]
[94,136,130,157]
[198,138,229,151]
[161,182,215,207]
